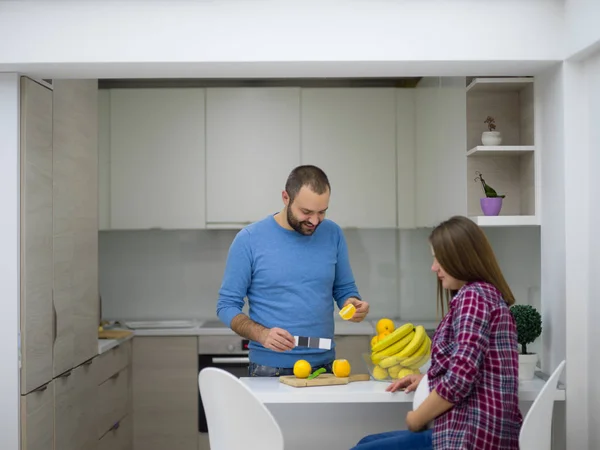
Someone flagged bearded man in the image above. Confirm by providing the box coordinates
[216,165,370,377]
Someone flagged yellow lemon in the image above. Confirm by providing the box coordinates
[388,364,402,378]
[370,335,379,348]
[339,303,356,320]
[293,360,312,379]
[332,359,351,377]
[372,365,388,380]
[395,367,419,380]
[376,318,395,335]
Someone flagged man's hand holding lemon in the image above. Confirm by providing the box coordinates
[341,297,370,322]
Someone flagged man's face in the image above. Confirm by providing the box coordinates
[284,186,330,236]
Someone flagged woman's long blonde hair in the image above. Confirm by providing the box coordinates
[429,216,515,317]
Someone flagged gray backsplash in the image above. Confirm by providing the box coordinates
[99,227,540,323]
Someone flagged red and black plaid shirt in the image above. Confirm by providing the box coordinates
[427,281,523,449]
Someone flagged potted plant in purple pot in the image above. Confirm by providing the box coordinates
[475,171,505,216]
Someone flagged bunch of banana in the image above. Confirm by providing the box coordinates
[368,323,432,380]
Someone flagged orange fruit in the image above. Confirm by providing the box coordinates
[376,318,395,335]
[370,335,379,348]
[339,303,356,320]
[332,359,351,377]
[377,330,391,340]
[293,360,312,378]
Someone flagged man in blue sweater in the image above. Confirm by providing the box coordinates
[216,165,370,377]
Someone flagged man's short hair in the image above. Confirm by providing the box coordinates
[285,165,331,203]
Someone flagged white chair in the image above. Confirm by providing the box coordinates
[519,359,566,450]
[411,360,566,448]
[198,367,284,450]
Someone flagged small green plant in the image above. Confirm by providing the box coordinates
[474,171,505,198]
[510,305,542,355]
[484,116,497,132]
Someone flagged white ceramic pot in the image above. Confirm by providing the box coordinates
[518,353,538,381]
[482,131,502,146]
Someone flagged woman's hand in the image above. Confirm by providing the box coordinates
[385,373,425,393]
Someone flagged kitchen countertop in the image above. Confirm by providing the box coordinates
[240,374,566,404]
[96,318,440,355]
[128,319,380,336]
[97,332,134,354]
[96,320,376,354]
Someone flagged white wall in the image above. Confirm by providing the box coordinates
[0,73,21,450]
[565,0,600,58]
[0,1,564,78]
[99,227,541,327]
[536,57,599,450]
[583,49,600,450]
[562,59,590,450]
[536,65,566,375]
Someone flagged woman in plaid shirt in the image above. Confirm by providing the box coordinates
[351,216,522,450]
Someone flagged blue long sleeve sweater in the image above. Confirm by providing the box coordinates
[216,214,361,368]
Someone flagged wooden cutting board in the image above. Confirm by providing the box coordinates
[279,373,370,387]
[98,329,134,339]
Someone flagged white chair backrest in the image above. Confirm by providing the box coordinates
[413,374,430,411]
[413,374,433,429]
[520,360,566,450]
[198,368,284,450]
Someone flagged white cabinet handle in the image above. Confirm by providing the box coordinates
[211,357,249,364]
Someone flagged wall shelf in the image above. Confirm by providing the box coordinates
[467,145,535,157]
[470,215,539,227]
[466,76,537,222]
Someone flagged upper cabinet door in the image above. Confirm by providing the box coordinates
[396,89,417,229]
[53,80,99,374]
[205,87,301,226]
[109,88,206,229]
[20,77,54,394]
[98,89,111,231]
[300,88,397,228]
[415,78,467,227]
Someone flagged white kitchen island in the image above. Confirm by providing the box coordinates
[240,375,565,450]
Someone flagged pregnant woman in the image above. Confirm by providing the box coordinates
[351,215,522,450]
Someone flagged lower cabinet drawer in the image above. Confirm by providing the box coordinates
[95,340,131,385]
[97,367,129,438]
[99,414,132,450]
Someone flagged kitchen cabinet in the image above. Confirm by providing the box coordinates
[205,87,301,226]
[97,82,538,230]
[20,78,102,450]
[54,361,98,450]
[334,335,371,373]
[132,337,198,450]
[414,77,467,227]
[109,88,206,230]
[96,340,132,448]
[53,80,99,376]
[20,380,54,450]
[98,89,111,231]
[396,89,417,229]
[301,88,398,228]
[19,77,54,394]
[99,415,132,450]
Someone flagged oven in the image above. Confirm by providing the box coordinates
[198,331,250,433]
